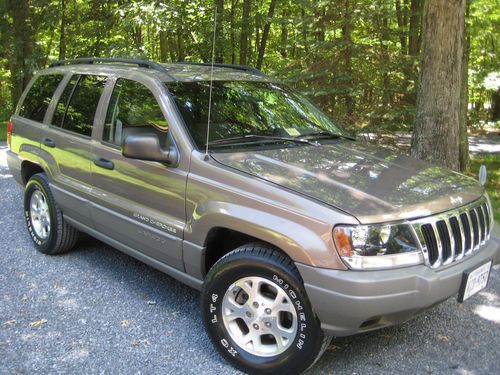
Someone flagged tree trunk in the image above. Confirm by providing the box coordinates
[408,0,422,56]
[229,0,239,64]
[342,0,354,116]
[411,0,466,171]
[59,0,67,60]
[177,27,185,61]
[492,89,500,121]
[132,26,142,54]
[301,6,308,53]
[256,0,276,70]
[459,2,470,172]
[159,31,168,62]
[8,0,33,108]
[315,7,326,42]
[395,0,407,54]
[380,14,390,106]
[239,0,250,65]
[215,0,224,63]
[280,7,289,59]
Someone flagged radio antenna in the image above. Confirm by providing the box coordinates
[204,4,218,161]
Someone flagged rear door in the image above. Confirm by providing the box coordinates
[90,77,187,270]
[42,74,107,227]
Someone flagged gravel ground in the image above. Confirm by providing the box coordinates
[1,142,499,375]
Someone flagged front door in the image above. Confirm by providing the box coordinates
[90,77,187,270]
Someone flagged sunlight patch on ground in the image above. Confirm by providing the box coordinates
[473,305,500,324]
[478,291,499,303]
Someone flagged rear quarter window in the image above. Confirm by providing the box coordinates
[19,74,63,122]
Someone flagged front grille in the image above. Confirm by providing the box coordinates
[412,197,492,268]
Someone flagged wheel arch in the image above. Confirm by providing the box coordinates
[186,203,340,277]
[21,160,45,185]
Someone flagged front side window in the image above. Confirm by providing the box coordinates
[52,74,107,136]
[166,80,345,150]
[19,74,63,122]
[104,79,168,147]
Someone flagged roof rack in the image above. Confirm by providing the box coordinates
[48,58,268,80]
[171,62,267,77]
[49,58,177,80]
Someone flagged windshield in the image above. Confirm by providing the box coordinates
[165,80,345,150]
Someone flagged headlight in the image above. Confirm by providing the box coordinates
[333,223,423,270]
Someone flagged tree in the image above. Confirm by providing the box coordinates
[256,0,276,70]
[7,0,34,108]
[59,0,67,60]
[239,0,251,65]
[215,0,224,63]
[411,0,466,171]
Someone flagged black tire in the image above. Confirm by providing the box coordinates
[24,173,79,254]
[202,243,331,375]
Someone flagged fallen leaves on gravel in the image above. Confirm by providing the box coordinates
[30,319,48,328]
[120,320,130,327]
[3,320,16,326]
[132,339,151,347]
[437,335,449,342]
[147,300,156,305]
[327,344,341,351]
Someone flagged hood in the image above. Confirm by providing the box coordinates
[211,142,485,224]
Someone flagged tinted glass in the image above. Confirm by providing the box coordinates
[53,75,107,136]
[52,75,79,127]
[166,81,344,149]
[104,79,168,146]
[19,74,63,122]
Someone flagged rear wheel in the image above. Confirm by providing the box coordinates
[24,173,79,254]
[202,243,331,374]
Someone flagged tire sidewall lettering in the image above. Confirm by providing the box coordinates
[206,269,314,365]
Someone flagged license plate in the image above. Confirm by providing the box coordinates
[457,261,492,302]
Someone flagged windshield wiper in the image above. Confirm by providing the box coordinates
[298,131,356,141]
[207,134,319,147]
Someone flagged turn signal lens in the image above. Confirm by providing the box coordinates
[333,227,353,257]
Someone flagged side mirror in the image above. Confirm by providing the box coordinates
[122,134,179,167]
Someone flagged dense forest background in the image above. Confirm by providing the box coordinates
[0,0,498,133]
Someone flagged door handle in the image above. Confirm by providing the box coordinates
[93,157,115,170]
[42,137,56,148]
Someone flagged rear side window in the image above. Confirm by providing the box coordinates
[103,79,168,146]
[19,74,63,122]
[52,74,107,137]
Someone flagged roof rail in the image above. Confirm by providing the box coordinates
[171,62,267,77]
[49,58,176,80]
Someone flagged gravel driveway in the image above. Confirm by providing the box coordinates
[1,142,499,374]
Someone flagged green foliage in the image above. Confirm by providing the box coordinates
[0,0,497,131]
[0,121,6,142]
[468,154,500,222]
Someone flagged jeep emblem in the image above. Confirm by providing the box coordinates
[450,196,463,205]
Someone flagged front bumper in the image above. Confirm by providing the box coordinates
[296,238,500,336]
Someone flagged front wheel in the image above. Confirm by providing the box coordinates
[202,244,331,374]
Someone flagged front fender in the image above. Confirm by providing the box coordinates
[184,200,345,269]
